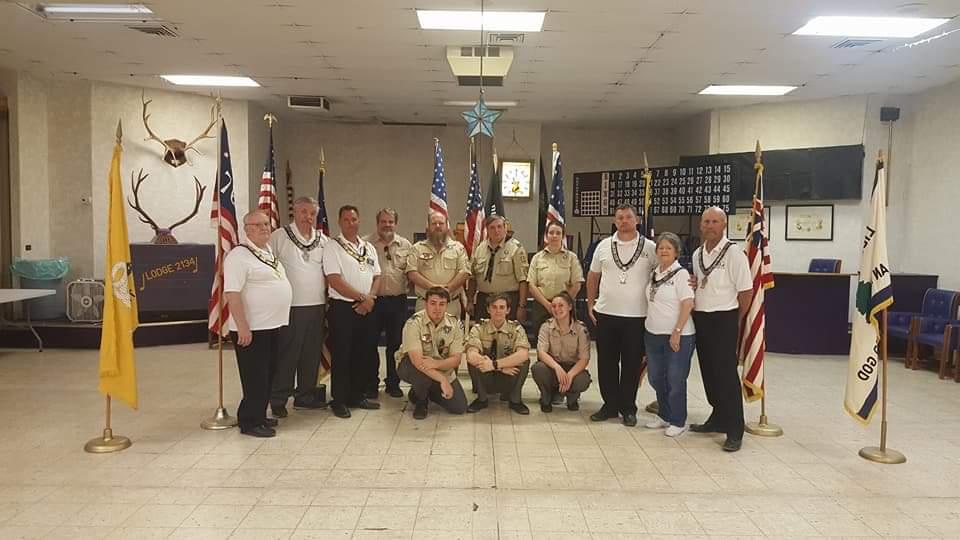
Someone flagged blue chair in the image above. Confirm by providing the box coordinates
[892,289,960,370]
[910,318,960,380]
[808,258,842,273]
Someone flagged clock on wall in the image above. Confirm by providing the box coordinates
[500,160,534,199]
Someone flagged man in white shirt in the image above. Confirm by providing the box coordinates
[323,205,382,419]
[268,196,328,418]
[586,204,657,427]
[224,210,293,438]
[688,207,752,452]
[364,208,412,399]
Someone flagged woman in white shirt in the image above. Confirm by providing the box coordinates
[643,232,696,437]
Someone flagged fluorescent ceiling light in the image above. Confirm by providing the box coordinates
[417,10,545,32]
[161,75,260,87]
[793,16,949,38]
[37,3,155,21]
[699,85,797,96]
[444,100,517,107]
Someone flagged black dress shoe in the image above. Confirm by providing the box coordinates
[690,423,722,433]
[590,409,617,422]
[349,399,381,410]
[567,398,579,411]
[331,403,351,419]
[386,385,404,398]
[240,425,276,438]
[540,402,553,413]
[622,413,638,427]
[293,398,328,409]
[270,404,288,418]
[263,418,278,427]
[413,401,428,420]
[722,437,743,452]
[509,401,530,415]
[467,398,489,413]
[364,388,379,400]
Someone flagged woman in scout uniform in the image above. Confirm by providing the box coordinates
[527,220,584,338]
[532,292,592,412]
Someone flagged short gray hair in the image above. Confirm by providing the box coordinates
[655,232,683,256]
[293,196,319,208]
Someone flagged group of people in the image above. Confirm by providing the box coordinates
[223,197,751,452]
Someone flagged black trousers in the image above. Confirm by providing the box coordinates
[271,305,324,407]
[367,294,406,391]
[397,356,468,414]
[594,312,645,416]
[692,309,744,439]
[328,299,372,406]
[231,328,280,430]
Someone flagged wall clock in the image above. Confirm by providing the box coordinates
[500,160,534,199]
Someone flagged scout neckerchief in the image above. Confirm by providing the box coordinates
[335,235,370,272]
[698,240,734,289]
[612,233,645,284]
[484,241,503,282]
[283,225,322,263]
[648,265,683,302]
[241,242,281,279]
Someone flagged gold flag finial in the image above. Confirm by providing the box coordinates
[643,152,650,173]
[878,149,885,164]
[215,92,223,118]
[263,113,277,128]
[320,146,326,168]
[115,119,123,145]
[552,142,558,152]
[755,140,762,164]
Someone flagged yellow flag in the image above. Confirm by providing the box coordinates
[98,132,139,409]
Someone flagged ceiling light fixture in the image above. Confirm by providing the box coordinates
[793,16,949,38]
[699,85,797,96]
[161,75,261,87]
[444,100,517,107]
[36,3,155,21]
[416,10,545,32]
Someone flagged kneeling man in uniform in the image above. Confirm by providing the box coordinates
[465,293,531,415]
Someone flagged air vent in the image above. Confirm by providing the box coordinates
[459,46,501,58]
[488,33,525,45]
[457,76,504,87]
[831,38,883,49]
[288,95,331,112]
[127,24,179,37]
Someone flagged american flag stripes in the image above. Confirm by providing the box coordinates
[739,154,774,401]
[208,120,239,337]
[429,138,448,219]
[257,126,279,231]
[546,145,565,228]
[464,141,485,258]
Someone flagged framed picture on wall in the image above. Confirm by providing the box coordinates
[785,204,834,241]
[500,160,534,199]
[728,206,772,240]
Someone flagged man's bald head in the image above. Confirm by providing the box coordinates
[699,206,727,246]
[701,206,727,224]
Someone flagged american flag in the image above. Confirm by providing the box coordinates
[316,155,330,235]
[429,138,448,219]
[739,155,774,402]
[208,120,239,337]
[464,142,485,258]
[257,126,279,231]
[546,146,564,227]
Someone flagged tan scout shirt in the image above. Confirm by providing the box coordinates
[406,239,470,300]
[537,318,590,366]
[471,238,529,294]
[466,318,531,359]
[398,310,464,382]
[364,233,412,297]
[527,248,584,300]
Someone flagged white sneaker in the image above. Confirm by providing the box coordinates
[665,425,688,437]
[645,419,669,429]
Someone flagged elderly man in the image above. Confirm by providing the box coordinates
[224,210,293,438]
[467,214,530,321]
[586,203,657,427]
[689,207,752,452]
[396,287,468,419]
[364,208,412,399]
[406,211,470,317]
[323,205,382,419]
[465,293,531,415]
[267,196,328,418]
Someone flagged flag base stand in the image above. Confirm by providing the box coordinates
[201,407,237,430]
[644,400,659,414]
[859,446,906,464]
[745,415,783,437]
[84,428,131,453]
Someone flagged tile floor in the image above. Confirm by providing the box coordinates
[1,343,959,539]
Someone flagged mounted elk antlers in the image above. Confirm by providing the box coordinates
[128,168,207,244]
[141,91,217,168]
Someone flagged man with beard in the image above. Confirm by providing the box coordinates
[467,214,529,321]
[406,211,470,317]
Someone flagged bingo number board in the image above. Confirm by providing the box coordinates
[572,164,736,217]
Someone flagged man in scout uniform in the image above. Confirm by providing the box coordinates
[396,286,468,419]
[465,293,531,415]
[406,211,470,317]
[467,214,530,321]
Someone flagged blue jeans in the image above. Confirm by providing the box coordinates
[645,332,695,427]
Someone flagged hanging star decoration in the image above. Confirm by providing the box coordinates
[461,96,502,138]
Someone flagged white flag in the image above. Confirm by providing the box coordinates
[844,159,893,424]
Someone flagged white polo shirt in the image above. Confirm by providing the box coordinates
[223,241,293,331]
[589,232,657,317]
[323,234,381,302]
[692,236,752,313]
[645,261,696,335]
[268,225,327,307]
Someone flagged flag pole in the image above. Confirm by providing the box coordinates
[745,141,782,437]
[202,93,237,430]
[859,151,905,464]
[86,119,135,453]
[641,151,661,416]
